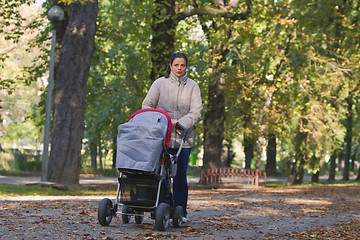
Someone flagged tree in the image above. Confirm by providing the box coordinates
[150,0,176,81]
[47,0,98,185]
[1,1,45,153]
[146,0,252,170]
[191,0,252,169]
[84,0,153,168]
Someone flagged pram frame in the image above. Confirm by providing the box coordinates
[97,109,188,231]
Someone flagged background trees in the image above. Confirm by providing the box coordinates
[1,0,360,185]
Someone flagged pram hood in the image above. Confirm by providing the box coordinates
[116,109,171,173]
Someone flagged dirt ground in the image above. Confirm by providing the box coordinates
[0,184,359,240]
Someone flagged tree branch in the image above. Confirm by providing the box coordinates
[308,55,352,75]
[0,45,16,55]
[177,0,251,21]
[178,6,232,20]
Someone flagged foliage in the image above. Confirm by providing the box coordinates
[2,0,360,181]
[0,0,38,93]
[83,0,153,164]
[0,2,46,151]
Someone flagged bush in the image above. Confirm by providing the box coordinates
[14,151,42,172]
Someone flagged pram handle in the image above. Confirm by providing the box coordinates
[175,122,187,141]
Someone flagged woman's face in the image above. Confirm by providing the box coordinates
[170,57,187,77]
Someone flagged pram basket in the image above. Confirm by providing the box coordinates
[118,176,158,207]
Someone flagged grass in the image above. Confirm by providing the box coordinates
[0,184,114,196]
[1,180,358,196]
[260,179,360,188]
[187,165,202,178]
[0,167,120,177]
[0,169,40,176]
[80,167,119,176]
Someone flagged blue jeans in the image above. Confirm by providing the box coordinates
[168,147,191,217]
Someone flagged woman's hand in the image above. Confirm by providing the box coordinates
[171,119,179,127]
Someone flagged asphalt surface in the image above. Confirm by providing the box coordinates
[0,174,354,186]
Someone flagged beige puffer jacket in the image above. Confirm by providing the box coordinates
[142,71,202,148]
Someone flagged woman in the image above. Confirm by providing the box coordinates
[142,52,202,222]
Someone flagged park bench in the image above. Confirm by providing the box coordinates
[200,167,266,186]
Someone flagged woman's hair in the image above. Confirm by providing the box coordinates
[165,52,188,78]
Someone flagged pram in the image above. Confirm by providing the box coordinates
[97,108,187,231]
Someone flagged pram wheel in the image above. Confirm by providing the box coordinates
[122,205,132,224]
[172,206,184,228]
[135,212,144,224]
[155,202,170,231]
[98,198,113,226]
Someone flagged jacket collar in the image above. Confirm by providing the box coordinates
[170,71,187,85]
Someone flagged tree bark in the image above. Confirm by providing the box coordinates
[255,137,264,170]
[112,119,117,168]
[294,157,305,184]
[47,1,98,185]
[266,134,277,175]
[288,160,296,185]
[291,122,307,185]
[149,0,176,81]
[220,140,229,167]
[203,75,225,169]
[343,95,352,180]
[201,13,229,170]
[99,146,103,169]
[90,143,97,168]
[244,133,254,169]
[328,150,337,181]
[311,170,319,183]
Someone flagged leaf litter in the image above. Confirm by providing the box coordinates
[0,184,359,239]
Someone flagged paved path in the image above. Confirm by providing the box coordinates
[0,174,355,186]
[1,181,359,239]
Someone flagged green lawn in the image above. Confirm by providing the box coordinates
[0,184,114,196]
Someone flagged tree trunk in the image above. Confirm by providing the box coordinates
[294,157,305,184]
[350,154,355,171]
[311,171,319,183]
[266,134,277,175]
[202,20,228,170]
[112,119,117,168]
[150,0,176,81]
[90,143,97,168]
[47,1,98,185]
[203,78,225,169]
[220,140,229,167]
[328,151,337,181]
[244,133,254,169]
[99,146,103,169]
[288,160,296,185]
[255,137,264,170]
[343,95,352,180]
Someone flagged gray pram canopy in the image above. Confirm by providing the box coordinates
[115,109,171,173]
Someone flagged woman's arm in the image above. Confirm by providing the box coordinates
[177,83,202,129]
[142,80,160,109]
